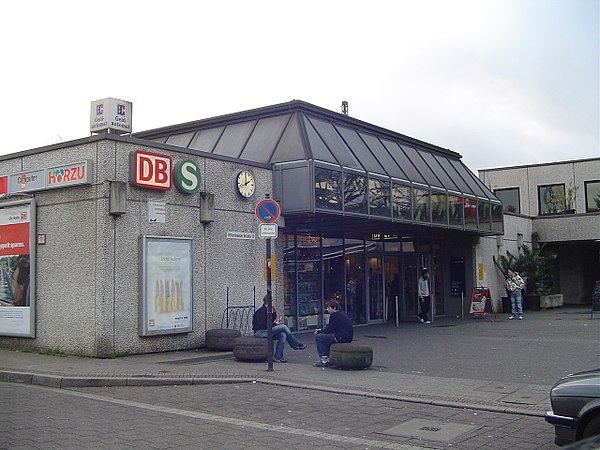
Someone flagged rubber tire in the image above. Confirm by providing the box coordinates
[232,336,269,362]
[329,343,373,369]
[205,329,242,351]
[582,414,600,439]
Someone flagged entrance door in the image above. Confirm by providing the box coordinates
[403,255,420,319]
[384,256,401,323]
[367,255,384,322]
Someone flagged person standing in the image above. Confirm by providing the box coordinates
[417,268,431,324]
[505,269,525,320]
[314,300,354,367]
[252,295,307,363]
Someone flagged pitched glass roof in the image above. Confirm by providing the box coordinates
[133,100,499,203]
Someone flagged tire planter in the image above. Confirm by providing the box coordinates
[232,336,269,362]
[205,329,242,351]
[329,343,373,370]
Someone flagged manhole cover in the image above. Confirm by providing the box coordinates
[380,419,479,443]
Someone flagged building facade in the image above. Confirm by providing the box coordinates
[477,157,600,308]
[0,100,503,356]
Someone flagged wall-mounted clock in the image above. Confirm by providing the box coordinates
[236,170,256,198]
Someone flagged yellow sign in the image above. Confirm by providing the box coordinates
[478,263,484,281]
[264,255,276,281]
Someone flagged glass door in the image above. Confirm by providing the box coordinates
[384,256,401,323]
[367,255,384,322]
[403,255,420,319]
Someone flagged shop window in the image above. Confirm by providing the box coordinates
[491,203,504,233]
[392,183,411,221]
[585,180,600,212]
[315,167,342,211]
[322,238,345,319]
[431,192,448,225]
[464,197,478,229]
[538,184,565,215]
[448,195,464,227]
[344,173,368,214]
[296,235,321,331]
[283,235,297,329]
[368,178,391,217]
[478,201,491,231]
[494,187,520,213]
[413,187,430,222]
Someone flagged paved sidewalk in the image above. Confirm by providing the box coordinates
[1,306,597,418]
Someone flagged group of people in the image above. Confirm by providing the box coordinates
[252,296,353,366]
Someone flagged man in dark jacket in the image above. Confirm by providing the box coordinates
[314,299,353,366]
[252,295,306,363]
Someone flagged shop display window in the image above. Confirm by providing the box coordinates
[464,197,478,229]
[283,235,297,329]
[478,201,491,231]
[296,236,321,331]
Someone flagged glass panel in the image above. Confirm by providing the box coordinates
[302,116,338,164]
[420,151,460,192]
[344,173,368,214]
[307,117,363,169]
[413,187,430,222]
[585,180,600,212]
[296,235,321,331]
[491,203,504,233]
[360,133,409,180]
[449,195,464,227]
[283,235,297,330]
[435,155,474,196]
[323,238,345,324]
[345,238,365,324]
[335,126,385,174]
[380,140,427,185]
[400,146,443,189]
[432,247,444,315]
[538,184,566,215]
[403,255,419,318]
[495,188,520,213]
[478,201,492,231]
[367,255,384,321]
[315,167,342,211]
[369,178,391,217]
[385,256,401,322]
[213,121,256,158]
[392,183,411,221]
[431,192,448,225]
[240,114,290,163]
[464,198,478,229]
[166,132,195,147]
[448,159,489,198]
[188,126,225,152]
[271,113,307,163]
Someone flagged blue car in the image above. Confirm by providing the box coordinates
[545,368,600,446]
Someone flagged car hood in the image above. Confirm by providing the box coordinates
[551,368,600,398]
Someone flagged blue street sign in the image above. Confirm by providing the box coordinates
[255,199,280,223]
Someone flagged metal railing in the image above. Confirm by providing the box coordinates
[220,286,256,336]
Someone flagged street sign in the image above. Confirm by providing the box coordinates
[255,199,280,223]
[260,223,278,239]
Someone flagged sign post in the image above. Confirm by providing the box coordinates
[255,196,281,371]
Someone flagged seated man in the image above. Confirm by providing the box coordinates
[252,295,306,363]
[314,299,354,367]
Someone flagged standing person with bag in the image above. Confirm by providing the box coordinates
[417,268,431,324]
[506,269,525,320]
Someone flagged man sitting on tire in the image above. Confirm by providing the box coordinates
[314,300,354,367]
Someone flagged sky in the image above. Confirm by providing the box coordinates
[0,0,598,172]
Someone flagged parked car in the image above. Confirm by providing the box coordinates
[545,368,600,446]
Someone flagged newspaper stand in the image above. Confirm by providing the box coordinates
[469,287,496,319]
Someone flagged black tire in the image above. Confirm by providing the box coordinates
[329,344,373,369]
[582,414,600,439]
[205,329,242,351]
[232,336,269,362]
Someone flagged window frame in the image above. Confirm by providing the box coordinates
[494,187,520,214]
[584,180,600,213]
[538,183,566,215]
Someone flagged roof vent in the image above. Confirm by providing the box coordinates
[341,101,348,116]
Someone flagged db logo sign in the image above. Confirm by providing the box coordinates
[131,150,172,190]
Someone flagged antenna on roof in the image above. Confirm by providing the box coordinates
[341,101,348,116]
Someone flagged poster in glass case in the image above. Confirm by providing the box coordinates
[140,236,193,336]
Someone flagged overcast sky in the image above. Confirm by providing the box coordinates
[1,0,598,172]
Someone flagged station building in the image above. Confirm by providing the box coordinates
[0,99,502,356]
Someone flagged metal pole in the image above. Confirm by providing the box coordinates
[226,287,230,328]
[461,292,464,319]
[266,237,274,371]
[395,295,399,327]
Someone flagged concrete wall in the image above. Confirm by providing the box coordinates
[0,137,276,356]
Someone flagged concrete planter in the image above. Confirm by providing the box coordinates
[540,294,563,309]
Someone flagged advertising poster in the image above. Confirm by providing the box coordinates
[0,200,35,337]
[140,236,193,336]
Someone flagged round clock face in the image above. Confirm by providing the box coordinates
[236,170,256,198]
